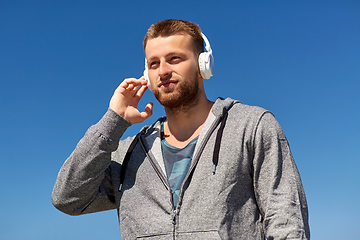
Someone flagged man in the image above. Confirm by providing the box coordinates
[52,19,310,239]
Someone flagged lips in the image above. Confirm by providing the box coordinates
[158,80,178,88]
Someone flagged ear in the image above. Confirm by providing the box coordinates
[198,67,203,79]
[196,53,203,79]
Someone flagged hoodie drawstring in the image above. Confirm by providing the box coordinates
[119,107,229,190]
[212,107,228,174]
[119,132,142,191]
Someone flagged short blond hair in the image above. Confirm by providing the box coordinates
[143,19,204,56]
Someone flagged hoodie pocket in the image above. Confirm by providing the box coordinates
[177,230,222,240]
[137,233,172,239]
[136,230,222,240]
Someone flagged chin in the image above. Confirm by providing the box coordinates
[156,83,200,110]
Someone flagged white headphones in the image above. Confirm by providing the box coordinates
[143,32,214,91]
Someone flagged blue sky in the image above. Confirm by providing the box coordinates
[1,1,359,239]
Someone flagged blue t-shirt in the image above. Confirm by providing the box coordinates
[161,122,198,208]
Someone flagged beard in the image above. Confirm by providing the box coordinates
[153,71,201,111]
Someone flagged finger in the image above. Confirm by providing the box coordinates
[134,84,148,99]
[127,83,135,91]
[131,85,139,94]
[132,80,145,92]
[138,76,148,86]
[120,78,146,89]
[139,102,153,120]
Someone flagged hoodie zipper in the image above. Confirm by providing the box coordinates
[175,108,227,211]
[139,136,170,191]
[139,136,176,208]
[138,107,228,236]
[139,136,178,236]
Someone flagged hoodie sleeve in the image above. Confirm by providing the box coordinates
[51,108,132,216]
[252,112,310,239]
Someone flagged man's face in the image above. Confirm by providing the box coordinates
[145,33,202,109]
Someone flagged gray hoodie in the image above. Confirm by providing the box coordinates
[52,97,310,239]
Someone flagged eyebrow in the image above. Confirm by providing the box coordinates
[147,51,188,63]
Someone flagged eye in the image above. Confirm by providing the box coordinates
[149,61,159,69]
[170,56,181,63]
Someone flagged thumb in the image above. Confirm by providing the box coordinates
[139,102,153,120]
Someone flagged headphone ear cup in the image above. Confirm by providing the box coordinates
[198,52,214,79]
[144,60,152,91]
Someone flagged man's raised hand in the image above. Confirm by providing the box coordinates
[109,77,153,124]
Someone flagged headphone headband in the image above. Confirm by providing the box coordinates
[198,32,214,79]
[201,33,212,54]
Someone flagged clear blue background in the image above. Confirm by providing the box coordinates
[1,1,359,239]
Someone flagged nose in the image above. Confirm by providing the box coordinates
[158,61,171,80]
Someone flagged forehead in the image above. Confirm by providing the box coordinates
[145,34,195,59]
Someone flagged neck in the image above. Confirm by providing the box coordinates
[163,96,213,146]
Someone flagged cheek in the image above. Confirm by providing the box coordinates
[148,70,157,82]
[182,61,201,78]
[191,63,202,80]
[191,59,202,79]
